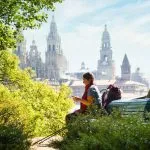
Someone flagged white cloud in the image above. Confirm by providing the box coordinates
[24,0,150,81]
[54,0,120,25]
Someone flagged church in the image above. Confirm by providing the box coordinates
[97,25,115,80]
[15,16,68,83]
[15,17,149,97]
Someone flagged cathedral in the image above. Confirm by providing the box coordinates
[97,25,115,80]
[15,16,68,82]
[15,17,149,95]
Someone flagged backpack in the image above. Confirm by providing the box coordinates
[102,84,121,109]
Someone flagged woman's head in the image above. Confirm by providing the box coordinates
[83,72,94,85]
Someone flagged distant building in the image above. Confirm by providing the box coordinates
[45,16,68,81]
[115,54,148,97]
[74,62,89,79]
[97,25,115,80]
[121,54,131,81]
[15,35,27,69]
[131,67,149,87]
[15,21,149,96]
[70,53,148,98]
[15,16,68,82]
[26,40,45,78]
[115,80,148,98]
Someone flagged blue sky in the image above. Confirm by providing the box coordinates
[24,0,150,81]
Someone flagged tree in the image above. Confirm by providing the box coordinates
[0,0,75,148]
[0,0,62,50]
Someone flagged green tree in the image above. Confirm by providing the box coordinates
[0,50,74,136]
[0,0,62,50]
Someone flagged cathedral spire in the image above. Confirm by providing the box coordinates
[50,15,57,34]
[32,39,36,45]
[102,24,111,50]
[46,16,67,81]
[122,54,130,66]
[104,24,107,31]
[121,54,131,80]
[97,25,115,80]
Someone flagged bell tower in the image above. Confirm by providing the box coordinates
[97,25,115,80]
[45,16,67,81]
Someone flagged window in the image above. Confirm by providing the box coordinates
[53,45,55,51]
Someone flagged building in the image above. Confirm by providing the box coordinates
[45,16,68,81]
[15,16,68,82]
[132,68,149,87]
[15,21,149,96]
[115,54,148,98]
[15,35,27,69]
[121,54,131,81]
[26,40,45,78]
[97,25,115,80]
[74,62,89,79]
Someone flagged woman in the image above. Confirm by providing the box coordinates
[66,72,101,123]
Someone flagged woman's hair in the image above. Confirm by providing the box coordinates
[83,72,94,82]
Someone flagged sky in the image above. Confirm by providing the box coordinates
[24,0,150,81]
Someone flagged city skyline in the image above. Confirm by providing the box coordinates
[23,0,150,81]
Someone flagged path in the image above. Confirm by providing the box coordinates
[30,136,63,150]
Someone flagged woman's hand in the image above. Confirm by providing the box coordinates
[72,96,81,102]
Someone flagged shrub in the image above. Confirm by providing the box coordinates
[60,107,150,150]
[0,124,30,150]
[0,51,74,149]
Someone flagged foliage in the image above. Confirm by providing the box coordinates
[59,107,150,150]
[0,51,74,149]
[0,124,30,150]
[0,0,62,50]
[0,23,16,50]
[0,0,70,148]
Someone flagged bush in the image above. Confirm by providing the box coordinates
[0,51,74,149]
[0,124,30,150]
[60,107,150,150]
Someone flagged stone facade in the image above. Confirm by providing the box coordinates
[97,25,115,80]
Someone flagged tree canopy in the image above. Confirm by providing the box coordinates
[0,0,62,50]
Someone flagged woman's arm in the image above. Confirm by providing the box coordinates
[73,96,94,106]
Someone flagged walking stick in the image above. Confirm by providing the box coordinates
[32,127,67,145]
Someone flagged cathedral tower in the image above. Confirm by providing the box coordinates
[121,54,131,80]
[97,25,115,80]
[27,40,44,78]
[45,16,67,81]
